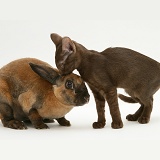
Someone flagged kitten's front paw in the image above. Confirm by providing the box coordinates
[126,114,138,121]
[111,121,123,129]
[92,121,105,129]
[138,117,150,124]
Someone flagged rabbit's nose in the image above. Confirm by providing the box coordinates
[84,96,90,103]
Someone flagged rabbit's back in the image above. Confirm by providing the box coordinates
[0,58,55,120]
[0,58,53,93]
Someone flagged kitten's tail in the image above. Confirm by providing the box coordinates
[118,94,138,103]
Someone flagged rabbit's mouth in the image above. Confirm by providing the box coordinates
[74,95,90,106]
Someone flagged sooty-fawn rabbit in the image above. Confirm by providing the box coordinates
[0,58,89,129]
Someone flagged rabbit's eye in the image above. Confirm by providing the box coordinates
[65,80,74,90]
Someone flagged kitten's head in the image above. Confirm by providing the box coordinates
[50,33,78,75]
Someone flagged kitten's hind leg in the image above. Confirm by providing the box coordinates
[120,92,144,121]
[138,97,153,124]
[126,105,144,121]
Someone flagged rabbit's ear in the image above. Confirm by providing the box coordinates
[50,33,62,46]
[29,63,60,85]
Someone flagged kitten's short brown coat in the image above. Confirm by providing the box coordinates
[51,33,160,129]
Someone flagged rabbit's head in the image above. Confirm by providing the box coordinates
[29,63,90,106]
[50,33,79,75]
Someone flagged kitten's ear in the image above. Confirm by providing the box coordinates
[62,37,76,53]
[50,33,62,46]
[58,37,76,66]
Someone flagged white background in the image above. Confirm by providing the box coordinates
[0,0,160,160]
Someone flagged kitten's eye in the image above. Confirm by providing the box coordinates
[65,80,74,90]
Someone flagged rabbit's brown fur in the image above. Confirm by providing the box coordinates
[51,33,160,129]
[0,58,89,129]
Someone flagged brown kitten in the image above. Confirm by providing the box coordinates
[50,33,160,129]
